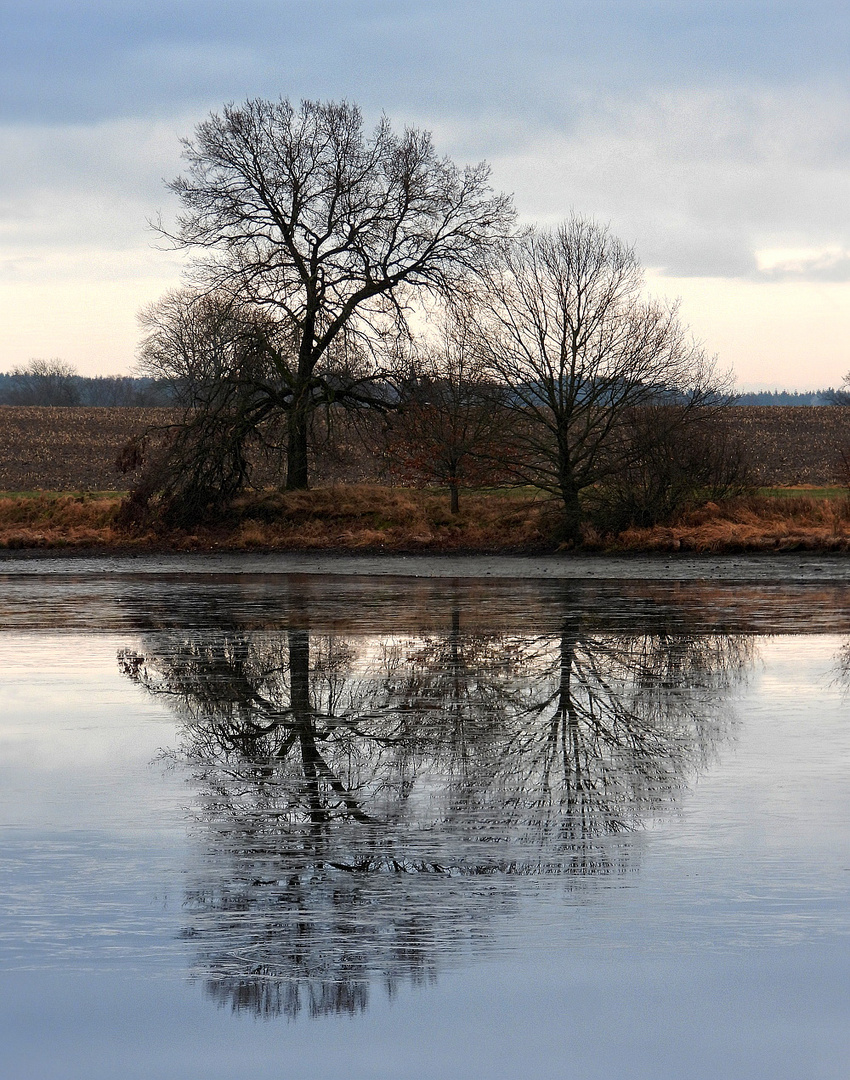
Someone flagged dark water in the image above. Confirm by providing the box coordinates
[1,573,848,1078]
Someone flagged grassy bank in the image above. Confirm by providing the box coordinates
[0,488,549,552]
[1,486,850,554]
[607,493,850,552]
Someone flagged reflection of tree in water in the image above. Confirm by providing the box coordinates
[390,621,750,869]
[835,638,850,688]
[120,608,751,1018]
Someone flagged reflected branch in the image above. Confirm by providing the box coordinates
[120,599,752,1017]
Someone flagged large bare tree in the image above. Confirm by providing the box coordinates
[162,98,515,490]
[475,217,728,540]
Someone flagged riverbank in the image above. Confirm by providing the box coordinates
[1,487,850,556]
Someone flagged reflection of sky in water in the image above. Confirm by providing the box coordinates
[0,578,848,1079]
[0,636,180,828]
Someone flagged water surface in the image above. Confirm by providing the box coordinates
[1,573,848,1078]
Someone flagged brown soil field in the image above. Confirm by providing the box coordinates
[728,406,850,485]
[0,406,179,491]
[3,405,850,492]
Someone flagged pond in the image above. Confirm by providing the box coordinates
[1,569,848,1079]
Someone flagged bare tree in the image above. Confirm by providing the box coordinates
[475,217,729,540]
[4,358,80,406]
[382,317,511,511]
[123,290,289,524]
[162,98,515,491]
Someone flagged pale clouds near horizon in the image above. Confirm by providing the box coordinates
[1,1,849,387]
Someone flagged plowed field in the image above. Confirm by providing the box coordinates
[0,407,178,491]
[728,406,850,485]
[2,405,850,491]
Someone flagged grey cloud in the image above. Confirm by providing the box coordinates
[757,253,850,283]
[2,4,850,289]
[5,83,850,286]
[472,85,850,281]
[638,232,759,280]
[0,119,187,253]
[2,1,849,125]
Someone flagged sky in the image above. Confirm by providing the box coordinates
[1,1,849,390]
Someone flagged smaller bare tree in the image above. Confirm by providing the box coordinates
[123,290,287,525]
[383,320,511,512]
[475,217,730,540]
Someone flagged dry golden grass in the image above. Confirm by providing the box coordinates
[610,494,850,552]
[0,487,552,552]
[2,485,850,553]
[0,494,125,549]
[225,486,552,551]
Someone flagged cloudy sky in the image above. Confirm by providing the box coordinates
[2,0,849,388]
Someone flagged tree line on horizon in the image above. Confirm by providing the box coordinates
[1,364,842,410]
[735,389,842,405]
[0,362,174,406]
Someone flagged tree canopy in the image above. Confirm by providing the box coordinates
[473,217,729,538]
[164,98,515,489]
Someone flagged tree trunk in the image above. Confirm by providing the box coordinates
[557,628,582,820]
[559,483,582,543]
[289,629,324,827]
[286,403,310,490]
[449,478,460,514]
[286,328,315,490]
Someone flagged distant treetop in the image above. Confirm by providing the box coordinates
[0,359,174,406]
[734,389,838,406]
